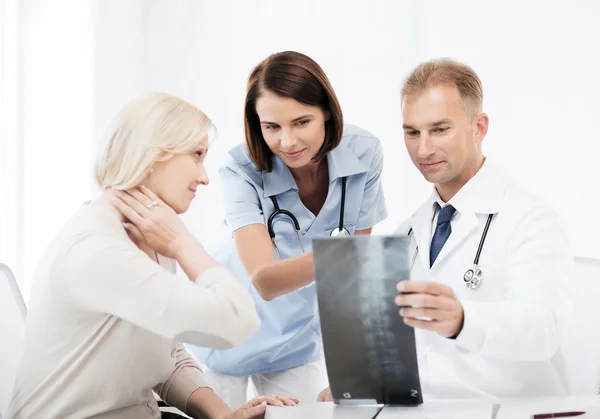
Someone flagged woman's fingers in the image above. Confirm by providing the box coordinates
[140,185,167,207]
[317,387,333,402]
[115,190,149,216]
[126,188,155,209]
[111,196,145,225]
[273,395,297,406]
[246,394,297,407]
[123,222,145,245]
[240,401,267,419]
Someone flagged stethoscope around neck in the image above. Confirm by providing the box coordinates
[408,213,495,290]
[268,177,351,259]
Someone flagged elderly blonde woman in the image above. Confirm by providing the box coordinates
[8,93,296,419]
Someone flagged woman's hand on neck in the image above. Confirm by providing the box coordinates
[94,189,127,223]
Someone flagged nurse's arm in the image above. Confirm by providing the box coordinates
[234,224,371,301]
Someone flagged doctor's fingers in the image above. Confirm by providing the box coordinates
[397,280,455,297]
[399,307,448,321]
[403,316,462,338]
[395,293,455,310]
[402,317,444,332]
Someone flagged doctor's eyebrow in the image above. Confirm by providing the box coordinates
[402,119,452,130]
[430,119,452,127]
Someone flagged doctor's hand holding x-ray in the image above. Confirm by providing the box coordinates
[395,280,464,338]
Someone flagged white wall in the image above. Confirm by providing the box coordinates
[18,0,94,296]
[9,0,600,293]
[409,0,600,259]
[0,0,21,282]
[141,0,600,258]
[15,0,144,295]
[93,0,144,143]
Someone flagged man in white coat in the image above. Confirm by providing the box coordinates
[393,58,577,398]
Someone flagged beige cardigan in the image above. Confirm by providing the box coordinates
[8,204,260,418]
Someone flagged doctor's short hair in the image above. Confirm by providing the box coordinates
[95,92,214,190]
[244,51,344,172]
[401,58,483,118]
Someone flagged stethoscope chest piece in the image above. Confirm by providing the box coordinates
[330,227,351,237]
[464,266,483,289]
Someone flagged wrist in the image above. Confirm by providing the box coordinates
[217,408,234,419]
[173,236,201,260]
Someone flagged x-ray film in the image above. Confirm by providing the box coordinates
[313,235,422,406]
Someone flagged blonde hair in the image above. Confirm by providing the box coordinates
[95,92,214,190]
[401,58,483,118]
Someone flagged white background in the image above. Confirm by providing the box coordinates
[2,0,600,297]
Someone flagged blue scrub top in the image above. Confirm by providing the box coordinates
[188,124,387,376]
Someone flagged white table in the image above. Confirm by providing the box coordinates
[265,396,600,419]
[265,403,381,419]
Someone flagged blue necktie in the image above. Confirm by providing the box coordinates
[430,205,456,267]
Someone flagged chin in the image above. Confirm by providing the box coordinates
[281,155,314,169]
[421,171,448,185]
[174,203,189,214]
[163,198,188,214]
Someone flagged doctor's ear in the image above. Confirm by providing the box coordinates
[473,113,489,142]
[323,110,331,121]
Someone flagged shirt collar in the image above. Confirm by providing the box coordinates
[326,141,370,182]
[262,156,298,198]
[426,158,508,215]
[261,143,369,198]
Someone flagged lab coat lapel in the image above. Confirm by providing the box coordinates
[430,211,478,268]
[410,200,436,272]
[430,160,507,269]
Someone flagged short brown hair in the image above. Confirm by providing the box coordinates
[401,58,483,118]
[244,51,343,172]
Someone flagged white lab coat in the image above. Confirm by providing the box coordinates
[396,161,589,399]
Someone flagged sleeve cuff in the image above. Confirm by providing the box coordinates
[356,205,388,231]
[453,300,487,353]
[227,217,265,234]
[163,345,211,413]
[172,367,210,413]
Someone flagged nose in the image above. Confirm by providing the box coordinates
[280,128,297,149]
[196,164,209,186]
[417,133,435,159]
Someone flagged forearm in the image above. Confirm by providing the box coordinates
[186,387,232,419]
[252,251,314,300]
[175,237,220,281]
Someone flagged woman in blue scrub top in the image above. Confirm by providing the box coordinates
[188,51,387,408]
